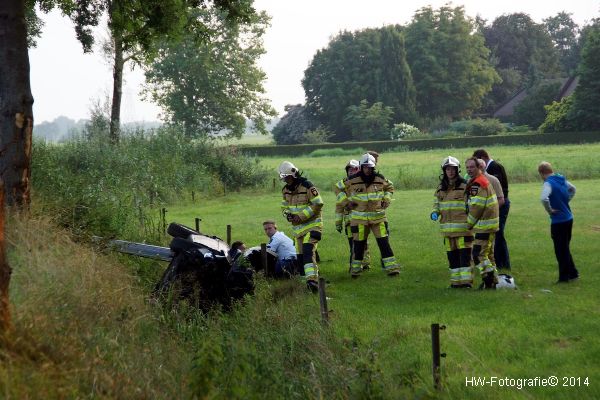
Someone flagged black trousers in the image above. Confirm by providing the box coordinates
[495,199,510,269]
[551,219,579,281]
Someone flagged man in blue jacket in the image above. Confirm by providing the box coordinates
[538,161,579,283]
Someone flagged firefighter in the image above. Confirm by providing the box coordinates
[334,159,370,272]
[336,153,400,278]
[431,156,473,288]
[465,157,500,289]
[278,161,324,292]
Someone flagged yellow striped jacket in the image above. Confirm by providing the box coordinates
[281,177,323,237]
[335,173,393,224]
[432,181,470,237]
[466,175,499,233]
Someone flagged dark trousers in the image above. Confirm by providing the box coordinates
[551,219,579,281]
[495,199,510,269]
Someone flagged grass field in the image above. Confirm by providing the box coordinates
[4,142,600,399]
[162,144,600,399]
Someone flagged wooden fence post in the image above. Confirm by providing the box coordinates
[195,217,201,233]
[260,243,269,277]
[431,323,446,390]
[226,224,232,245]
[318,278,329,325]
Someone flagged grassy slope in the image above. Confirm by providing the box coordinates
[164,144,600,399]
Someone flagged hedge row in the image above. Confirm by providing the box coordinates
[238,131,600,157]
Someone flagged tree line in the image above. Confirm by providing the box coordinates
[273,6,600,144]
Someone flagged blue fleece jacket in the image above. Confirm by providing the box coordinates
[543,174,574,224]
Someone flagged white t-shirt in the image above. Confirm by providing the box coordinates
[267,231,296,260]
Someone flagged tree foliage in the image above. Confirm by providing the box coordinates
[513,81,561,128]
[271,104,319,145]
[539,96,576,132]
[343,100,394,141]
[483,13,560,78]
[404,5,499,120]
[302,26,415,141]
[543,12,581,75]
[569,23,600,130]
[144,8,275,138]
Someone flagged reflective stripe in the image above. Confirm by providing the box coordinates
[469,196,488,206]
[440,222,470,233]
[474,218,499,230]
[439,201,467,210]
[335,180,345,190]
[291,219,323,236]
[352,192,385,201]
[382,256,398,271]
[378,222,387,237]
[304,263,317,278]
[476,259,496,274]
[450,267,473,284]
[336,192,347,202]
[311,195,324,205]
[351,210,386,220]
[302,208,314,218]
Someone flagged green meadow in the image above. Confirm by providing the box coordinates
[165,144,600,399]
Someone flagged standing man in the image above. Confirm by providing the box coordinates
[336,153,400,278]
[473,149,510,271]
[478,159,505,208]
[278,161,324,292]
[335,160,371,272]
[263,220,297,279]
[538,162,579,283]
[465,157,499,289]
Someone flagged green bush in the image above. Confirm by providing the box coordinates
[390,123,424,140]
[539,96,576,133]
[308,147,365,157]
[32,126,270,239]
[447,118,506,136]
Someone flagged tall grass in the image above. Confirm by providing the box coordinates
[2,215,421,399]
[32,127,270,240]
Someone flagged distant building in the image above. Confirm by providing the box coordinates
[492,76,579,120]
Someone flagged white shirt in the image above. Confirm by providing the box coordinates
[267,231,296,260]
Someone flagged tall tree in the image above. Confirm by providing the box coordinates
[1,0,256,207]
[544,12,581,75]
[144,8,275,138]
[484,13,560,78]
[404,5,499,119]
[570,24,600,130]
[0,0,34,208]
[302,26,415,141]
[271,104,319,145]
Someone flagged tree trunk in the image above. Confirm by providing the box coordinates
[109,34,124,144]
[0,181,10,335]
[0,0,34,208]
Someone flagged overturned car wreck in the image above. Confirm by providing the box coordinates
[104,223,277,312]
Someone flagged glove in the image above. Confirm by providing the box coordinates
[286,213,294,222]
[291,215,302,224]
[335,223,343,233]
[381,200,390,209]
[430,212,439,221]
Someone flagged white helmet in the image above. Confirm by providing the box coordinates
[360,153,376,168]
[496,274,517,289]
[278,161,298,179]
[441,156,460,170]
[346,159,359,169]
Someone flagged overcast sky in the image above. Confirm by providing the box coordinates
[28,0,599,124]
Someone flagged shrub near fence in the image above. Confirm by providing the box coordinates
[238,131,600,157]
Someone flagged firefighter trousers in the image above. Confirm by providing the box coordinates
[444,235,473,287]
[350,221,399,275]
[295,230,321,282]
